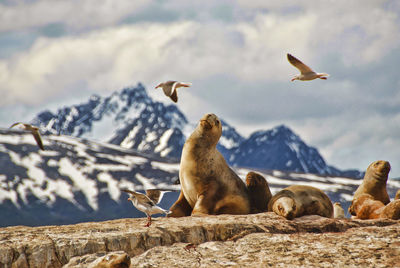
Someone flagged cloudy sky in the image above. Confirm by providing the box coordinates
[1,0,400,177]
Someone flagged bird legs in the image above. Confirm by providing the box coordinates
[145,214,152,227]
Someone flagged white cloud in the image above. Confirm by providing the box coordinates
[0,0,400,176]
[0,0,151,32]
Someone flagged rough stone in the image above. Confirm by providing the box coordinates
[0,213,398,268]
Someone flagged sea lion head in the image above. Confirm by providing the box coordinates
[246,172,267,187]
[273,196,296,220]
[366,160,390,182]
[197,113,222,144]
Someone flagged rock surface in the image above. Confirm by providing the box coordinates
[0,213,399,267]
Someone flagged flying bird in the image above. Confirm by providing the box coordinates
[287,53,329,81]
[155,80,192,103]
[121,189,172,227]
[10,123,45,150]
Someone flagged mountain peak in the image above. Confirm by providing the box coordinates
[30,83,360,178]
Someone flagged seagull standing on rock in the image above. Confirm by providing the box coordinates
[121,189,172,227]
[9,122,45,150]
[155,80,192,103]
[287,53,329,81]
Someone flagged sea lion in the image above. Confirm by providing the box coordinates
[245,172,272,213]
[350,193,400,220]
[267,185,333,220]
[380,199,400,220]
[333,202,346,219]
[395,190,400,200]
[349,193,385,220]
[169,113,251,216]
[349,160,391,216]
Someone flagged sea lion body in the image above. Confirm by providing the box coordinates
[169,114,251,216]
[350,194,385,219]
[268,185,333,220]
[349,160,391,216]
[381,199,400,220]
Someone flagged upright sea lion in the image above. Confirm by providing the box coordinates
[245,172,272,213]
[267,185,333,220]
[333,202,346,219]
[169,113,251,216]
[349,160,391,216]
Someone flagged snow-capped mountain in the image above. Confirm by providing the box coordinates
[0,129,399,227]
[229,125,362,178]
[0,129,180,227]
[32,84,243,161]
[31,83,360,177]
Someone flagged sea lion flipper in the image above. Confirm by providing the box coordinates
[169,191,192,217]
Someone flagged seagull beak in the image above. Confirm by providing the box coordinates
[291,77,296,82]
[155,84,161,89]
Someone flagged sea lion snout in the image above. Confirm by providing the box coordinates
[199,113,221,130]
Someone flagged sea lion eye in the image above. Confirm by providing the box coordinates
[215,120,220,126]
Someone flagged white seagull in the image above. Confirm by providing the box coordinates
[287,53,329,81]
[121,189,172,227]
[10,122,45,150]
[155,80,192,103]
[333,202,346,219]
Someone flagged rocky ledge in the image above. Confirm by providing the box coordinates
[0,213,399,267]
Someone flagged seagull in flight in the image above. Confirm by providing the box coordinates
[10,122,45,150]
[121,189,172,227]
[155,80,192,103]
[287,53,329,81]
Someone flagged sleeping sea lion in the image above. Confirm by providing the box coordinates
[268,185,333,220]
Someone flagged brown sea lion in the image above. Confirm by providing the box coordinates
[380,199,400,220]
[267,185,333,220]
[349,193,385,220]
[349,160,391,216]
[245,172,272,213]
[395,189,400,200]
[350,193,400,220]
[333,202,346,219]
[169,113,251,217]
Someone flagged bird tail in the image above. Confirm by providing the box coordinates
[165,210,172,215]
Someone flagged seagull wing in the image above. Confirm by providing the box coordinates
[31,130,45,150]
[135,193,155,206]
[122,189,155,206]
[9,122,23,129]
[121,188,137,195]
[169,89,178,103]
[146,189,179,204]
[175,82,192,88]
[287,54,314,74]
[146,189,162,204]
